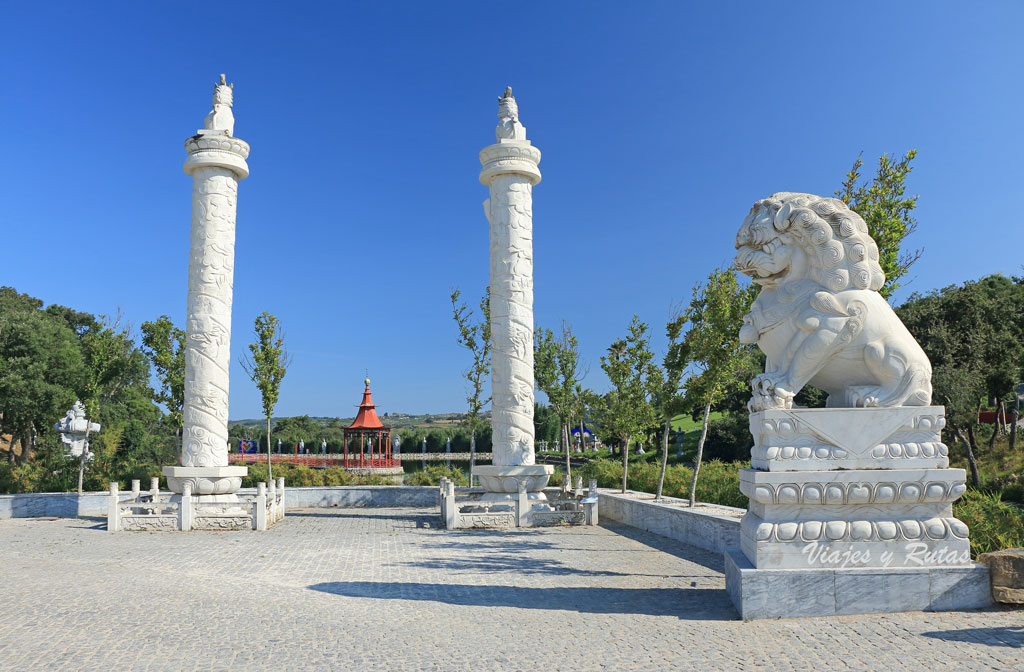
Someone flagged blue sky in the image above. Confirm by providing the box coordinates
[2,2,1022,419]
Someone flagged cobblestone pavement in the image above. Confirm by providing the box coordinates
[0,509,1021,671]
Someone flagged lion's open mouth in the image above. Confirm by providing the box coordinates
[755,265,789,285]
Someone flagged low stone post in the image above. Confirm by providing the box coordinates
[179,481,193,532]
[150,477,160,503]
[130,479,141,500]
[277,477,286,519]
[107,482,120,533]
[267,479,277,521]
[574,475,583,495]
[585,478,599,526]
[443,480,457,530]
[516,480,529,527]
[439,477,448,521]
[254,482,267,531]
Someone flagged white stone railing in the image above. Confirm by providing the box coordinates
[107,477,285,532]
[439,477,597,529]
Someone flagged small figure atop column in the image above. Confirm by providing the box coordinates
[496,86,527,142]
[202,74,235,136]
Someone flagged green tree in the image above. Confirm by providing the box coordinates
[600,316,658,493]
[533,402,560,446]
[680,268,758,507]
[140,316,186,458]
[76,315,144,492]
[837,150,921,299]
[450,288,491,474]
[651,306,690,500]
[240,312,290,480]
[535,322,585,480]
[0,291,84,465]
[897,274,1024,486]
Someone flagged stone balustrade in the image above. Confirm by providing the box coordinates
[107,477,285,532]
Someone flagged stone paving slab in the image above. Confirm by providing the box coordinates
[0,508,1021,671]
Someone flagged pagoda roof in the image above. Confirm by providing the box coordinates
[348,379,387,430]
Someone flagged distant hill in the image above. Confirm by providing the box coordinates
[228,411,489,431]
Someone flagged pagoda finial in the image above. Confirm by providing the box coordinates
[365,368,370,387]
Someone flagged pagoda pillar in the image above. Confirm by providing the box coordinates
[473,88,553,500]
[163,74,248,500]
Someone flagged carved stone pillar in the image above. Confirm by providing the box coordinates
[472,88,553,500]
[163,75,248,499]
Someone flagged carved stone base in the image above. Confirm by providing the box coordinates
[749,406,948,471]
[728,404,985,618]
[169,493,248,516]
[739,467,971,569]
[472,465,553,503]
[163,465,247,495]
[725,550,991,619]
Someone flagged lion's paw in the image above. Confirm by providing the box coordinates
[846,386,881,407]
[749,374,796,412]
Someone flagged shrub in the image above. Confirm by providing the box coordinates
[953,489,1024,557]
[701,415,752,462]
[240,464,395,488]
[403,464,468,486]
[573,458,747,508]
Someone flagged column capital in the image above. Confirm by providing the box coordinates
[479,141,541,186]
[184,132,250,179]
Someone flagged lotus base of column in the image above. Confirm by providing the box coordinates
[163,465,247,495]
[472,465,554,503]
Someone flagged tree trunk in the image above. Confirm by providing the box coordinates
[656,417,670,501]
[966,420,979,460]
[469,433,476,486]
[563,422,572,484]
[988,402,1002,451]
[621,436,631,493]
[21,428,33,464]
[956,428,980,487]
[266,416,272,481]
[1009,407,1019,454]
[688,400,713,508]
[175,426,182,464]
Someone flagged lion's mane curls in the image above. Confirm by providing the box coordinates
[747,192,885,292]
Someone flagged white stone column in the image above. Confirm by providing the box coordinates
[163,75,248,498]
[473,88,553,499]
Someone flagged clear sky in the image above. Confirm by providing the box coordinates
[2,2,1022,419]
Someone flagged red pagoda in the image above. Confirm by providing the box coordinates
[343,378,399,469]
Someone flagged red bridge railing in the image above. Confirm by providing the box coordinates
[227,453,401,469]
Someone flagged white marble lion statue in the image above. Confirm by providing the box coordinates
[733,192,932,412]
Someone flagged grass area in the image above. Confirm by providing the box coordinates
[670,412,724,432]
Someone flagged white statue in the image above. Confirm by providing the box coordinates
[496,86,527,142]
[202,74,235,136]
[55,401,100,458]
[733,192,932,411]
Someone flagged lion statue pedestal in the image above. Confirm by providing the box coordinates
[725,193,990,619]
